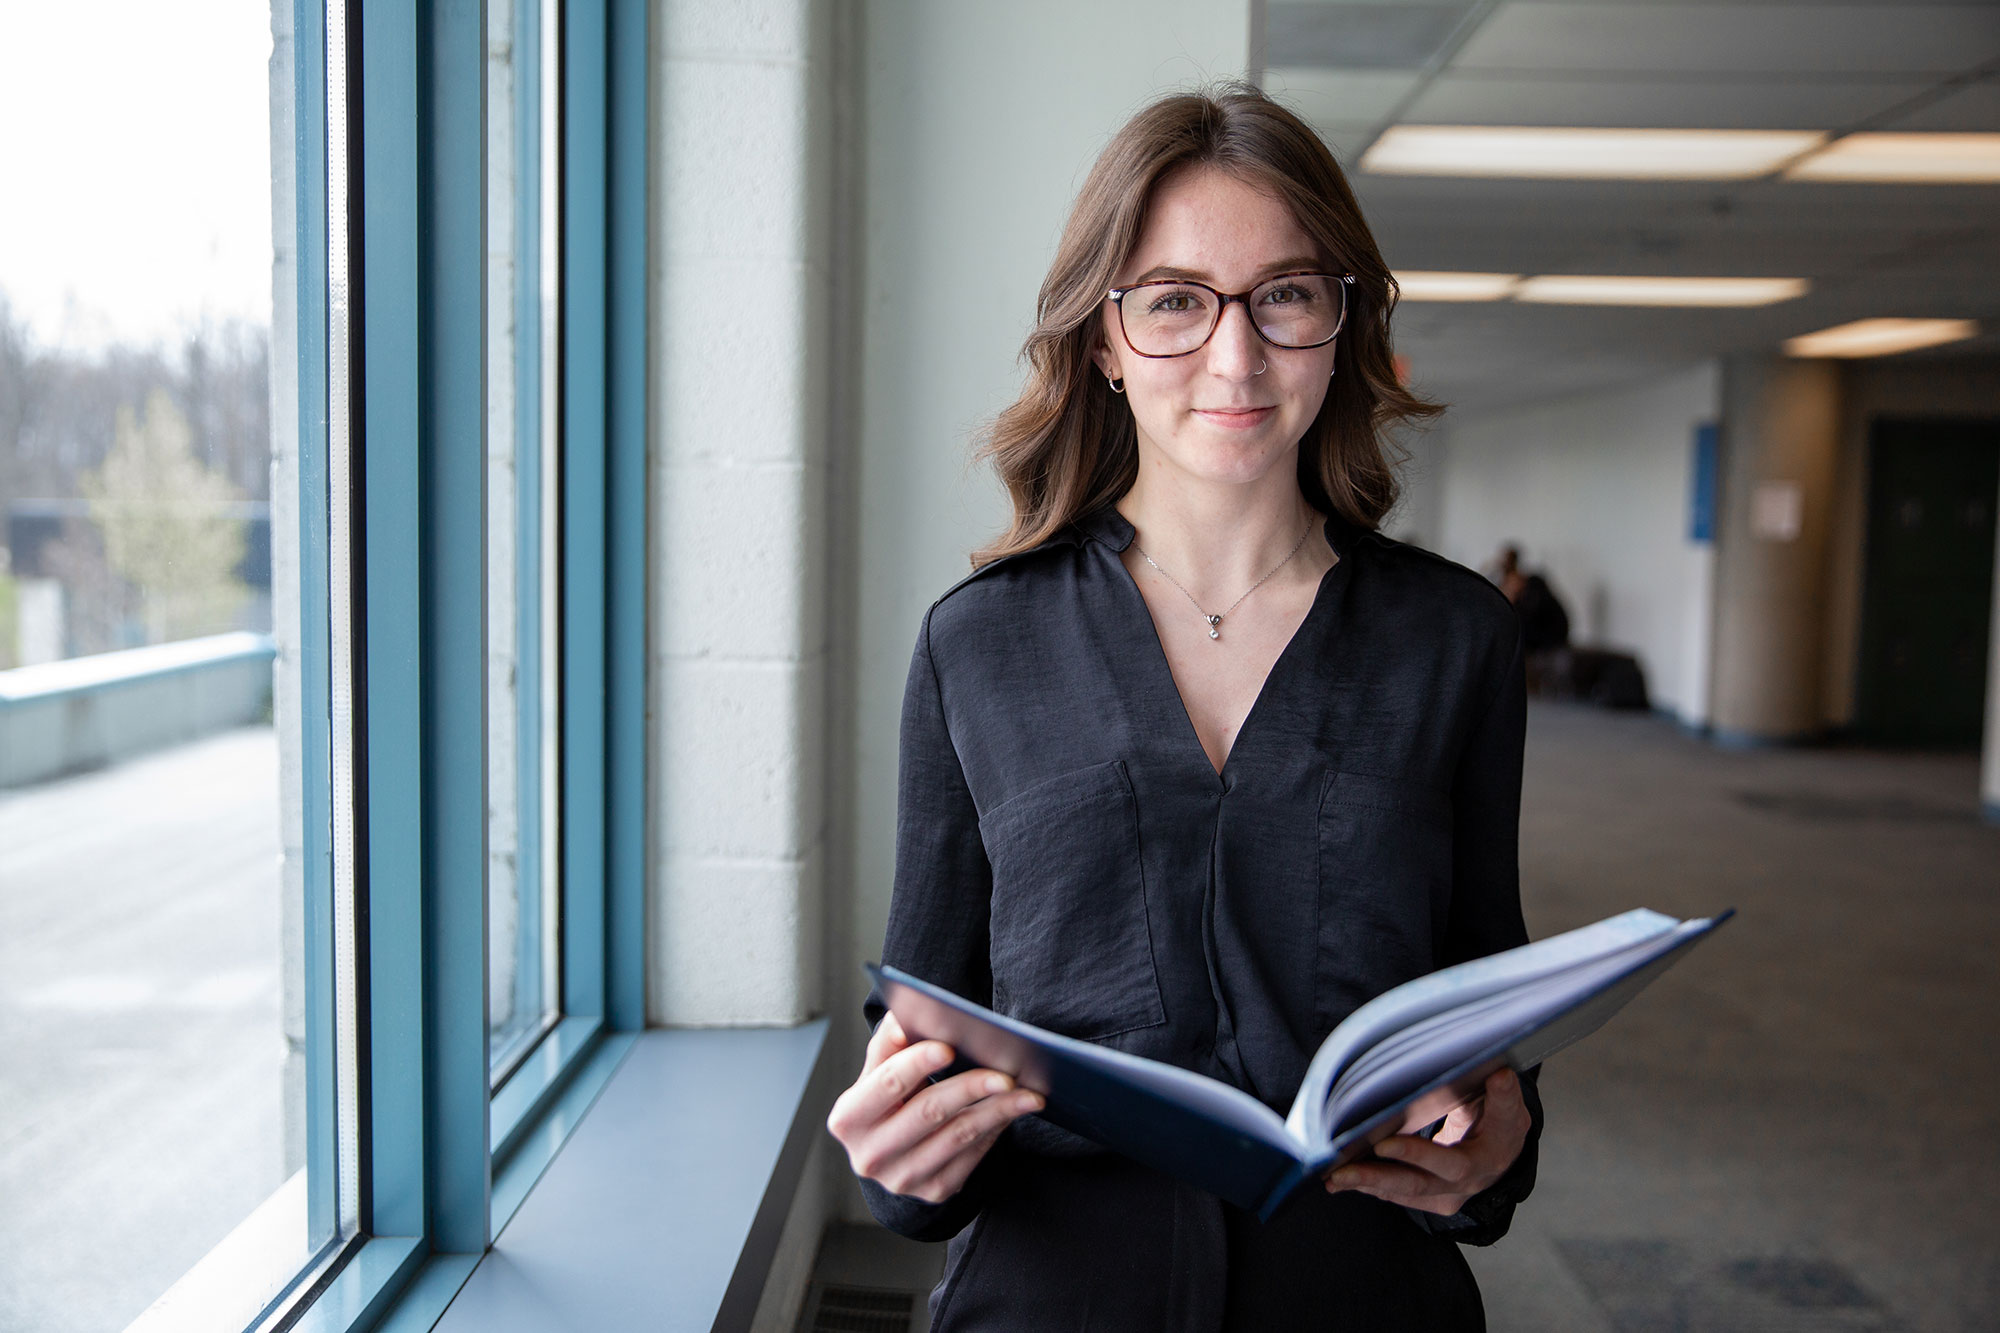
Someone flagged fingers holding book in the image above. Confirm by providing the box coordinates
[1321,1068,1531,1217]
[827,1012,1046,1205]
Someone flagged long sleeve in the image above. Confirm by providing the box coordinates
[856,606,1013,1242]
[1407,610,1543,1246]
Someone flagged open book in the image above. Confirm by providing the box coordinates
[869,907,1730,1220]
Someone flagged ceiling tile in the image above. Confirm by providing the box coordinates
[1402,73,1934,128]
[1290,117,1384,164]
[1267,67,1426,123]
[1881,78,2000,130]
[1265,2,1476,69]
[1451,4,2000,76]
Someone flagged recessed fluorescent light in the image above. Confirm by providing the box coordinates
[1393,271,1521,302]
[1514,276,1808,307]
[1783,318,1978,358]
[1784,133,2000,183]
[1360,126,1826,180]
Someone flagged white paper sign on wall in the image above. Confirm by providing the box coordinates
[1751,480,1803,542]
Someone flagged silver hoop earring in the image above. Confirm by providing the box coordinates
[1253,360,1267,375]
[1107,376,1125,394]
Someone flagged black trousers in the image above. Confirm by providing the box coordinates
[929,1153,1485,1332]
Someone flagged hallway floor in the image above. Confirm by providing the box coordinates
[1465,702,1999,1333]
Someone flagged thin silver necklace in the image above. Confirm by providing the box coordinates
[1134,517,1314,642]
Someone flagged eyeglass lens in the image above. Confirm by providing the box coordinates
[1118,275,1345,357]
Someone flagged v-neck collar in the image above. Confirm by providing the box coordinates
[1072,505,1137,552]
[1077,505,1355,786]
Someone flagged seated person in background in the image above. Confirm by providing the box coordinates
[1490,545,1648,708]
[1493,544,1569,656]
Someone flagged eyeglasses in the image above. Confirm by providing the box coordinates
[1105,271,1354,358]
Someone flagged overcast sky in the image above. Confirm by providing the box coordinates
[0,0,274,353]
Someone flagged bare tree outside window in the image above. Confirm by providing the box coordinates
[81,388,250,645]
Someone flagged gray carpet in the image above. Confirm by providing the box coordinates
[1465,702,1998,1333]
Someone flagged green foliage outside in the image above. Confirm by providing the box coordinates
[81,389,250,645]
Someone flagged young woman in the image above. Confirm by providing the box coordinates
[827,86,1539,1331]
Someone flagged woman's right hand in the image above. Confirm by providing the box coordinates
[826,1012,1044,1204]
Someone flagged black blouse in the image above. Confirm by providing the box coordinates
[860,506,1542,1332]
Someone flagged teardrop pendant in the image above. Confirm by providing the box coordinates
[1207,615,1222,641]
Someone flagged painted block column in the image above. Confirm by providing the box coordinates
[648,0,829,1026]
[1710,356,1842,743]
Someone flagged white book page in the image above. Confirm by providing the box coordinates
[1322,930,1681,1113]
[1320,920,1712,1136]
[1286,908,1680,1140]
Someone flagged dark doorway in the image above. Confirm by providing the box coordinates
[1855,418,1999,748]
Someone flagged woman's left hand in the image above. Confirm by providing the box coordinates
[1322,1068,1530,1216]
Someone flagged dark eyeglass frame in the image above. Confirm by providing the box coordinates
[1104,271,1356,358]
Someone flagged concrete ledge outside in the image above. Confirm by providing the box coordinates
[0,632,276,788]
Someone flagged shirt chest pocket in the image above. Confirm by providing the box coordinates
[978,759,1167,1041]
[1315,770,1455,1029]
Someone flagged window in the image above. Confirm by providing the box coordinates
[0,2,348,1328]
[486,0,563,1086]
[0,1,646,1328]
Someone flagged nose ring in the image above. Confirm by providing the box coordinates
[1253,360,1267,375]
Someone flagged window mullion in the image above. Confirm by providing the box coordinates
[604,0,649,1035]
[353,0,491,1254]
[416,0,494,1255]
[559,0,609,1023]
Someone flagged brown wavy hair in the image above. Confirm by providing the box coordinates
[970,83,1441,568]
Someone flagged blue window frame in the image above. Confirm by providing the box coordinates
[256,0,649,1325]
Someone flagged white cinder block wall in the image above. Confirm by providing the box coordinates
[1434,364,1723,726]
[648,0,831,1028]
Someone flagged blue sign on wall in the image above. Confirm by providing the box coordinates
[1690,422,1719,543]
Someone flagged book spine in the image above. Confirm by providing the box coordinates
[1256,1162,1320,1222]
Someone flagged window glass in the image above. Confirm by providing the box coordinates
[0,1,337,1327]
[487,0,562,1081]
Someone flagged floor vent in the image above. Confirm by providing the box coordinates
[1555,1238,1900,1332]
[801,1283,918,1333]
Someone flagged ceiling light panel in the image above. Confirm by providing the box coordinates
[1360,126,1826,179]
[1783,318,1978,357]
[1514,276,1809,307]
[1785,133,2000,183]
[1393,271,1521,301]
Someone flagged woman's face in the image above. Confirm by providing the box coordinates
[1095,165,1340,493]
